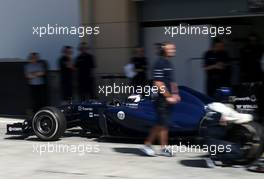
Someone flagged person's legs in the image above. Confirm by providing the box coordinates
[156,99,170,148]
[39,85,46,108]
[144,98,167,146]
[79,79,90,101]
[30,85,37,113]
[142,97,173,156]
[142,120,163,156]
[144,126,161,145]
[65,80,73,101]
[61,80,69,102]
[142,126,159,156]
[36,85,44,110]
[31,85,42,112]
[78,85,85,101]
[87,77,96,99]
[156,99,173,156]
[160,127,169,148]
[207,78,215,97]
[61,79,73,103]
[207,76,223,97]
[42,85,47,106]
[159,126,173,157]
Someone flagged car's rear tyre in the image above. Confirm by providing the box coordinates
[32,107,66,141]
[199,115,264,165]
[228,122,264,164]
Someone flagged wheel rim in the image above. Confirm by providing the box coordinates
[36,115,54,134]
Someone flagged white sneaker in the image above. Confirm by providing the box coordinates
[141,145,156,156]
[159,147,174,157]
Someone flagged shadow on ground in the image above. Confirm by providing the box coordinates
[180,159,209,168]
[112,147,147,156]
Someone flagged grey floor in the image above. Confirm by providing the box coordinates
[0,118,263,179]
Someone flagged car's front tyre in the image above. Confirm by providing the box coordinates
[32,107,66,141]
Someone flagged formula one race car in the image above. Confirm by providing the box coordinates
[6,86,264,164]
[7,86,213,140]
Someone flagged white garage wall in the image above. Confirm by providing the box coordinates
[0,0,80,70]
[144,26,211,93]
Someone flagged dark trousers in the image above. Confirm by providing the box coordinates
[206,75,228,97]
[207,78,221,97]
[78,78,95,101]
[61,80,73,101]
[206,70,231,97]
[154,96,172,127]
[30,85,46,112]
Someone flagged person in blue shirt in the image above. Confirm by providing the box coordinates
[141,42,181,157]
[240,34,263,83]
[24,53,46,112]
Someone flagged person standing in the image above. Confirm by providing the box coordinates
[141,42,181,157]
[24,53,46,112]
[204,39,230,97]
[240,34,263,82]
[130,47,148,88]
[59,46,74,103]
[75,42,96,101]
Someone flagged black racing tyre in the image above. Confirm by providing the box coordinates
[199,115,264,165]
[32,107,66,141]
[227,122,264,164]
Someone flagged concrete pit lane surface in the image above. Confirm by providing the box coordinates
[0,118,263,179]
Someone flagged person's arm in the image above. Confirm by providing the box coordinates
[34,71,45,77]
[25,71,35,79]
[24,64,35,79]
[170,82,181,103]
[168,63,179,96]
[204,64,223,71]
[34,62,46,77]
[171,82,179,94]
[62,57,74,70]
[154,81,172,98]
[154,80,181,103]
[26,73,35,79]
